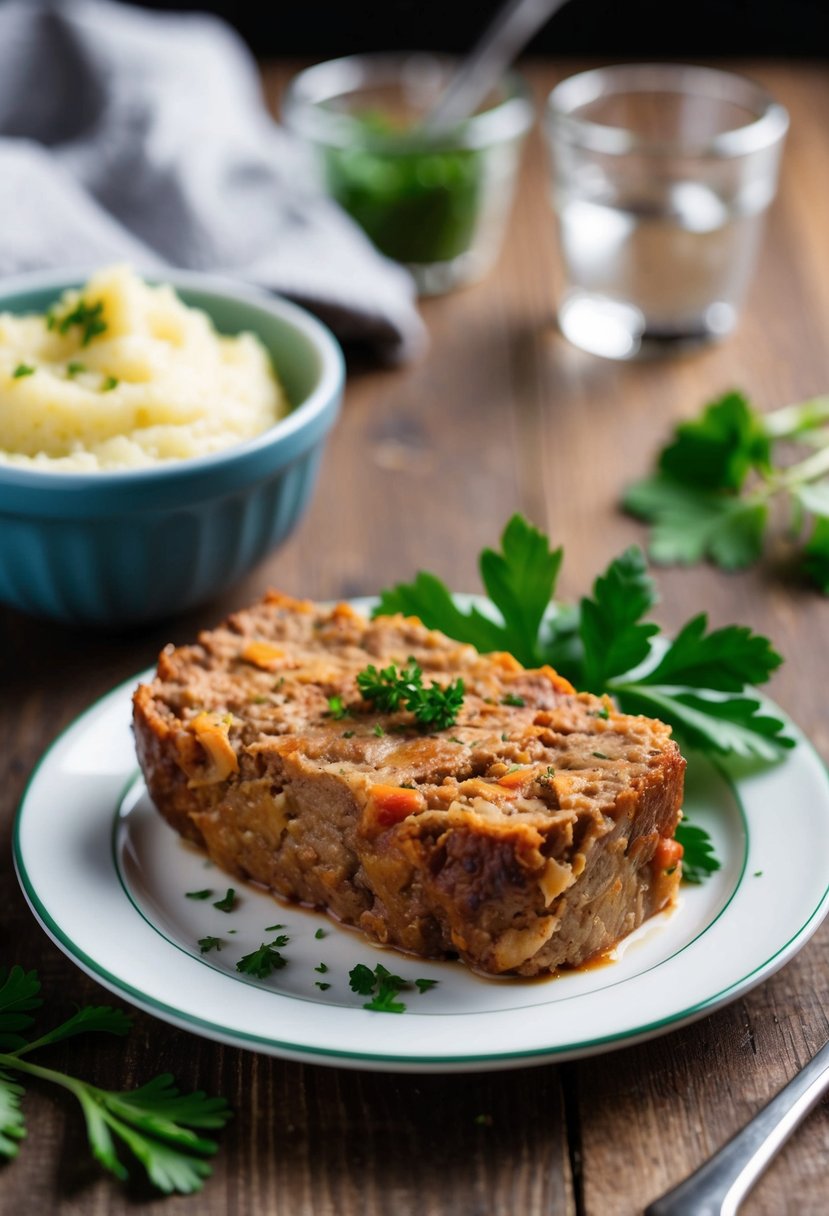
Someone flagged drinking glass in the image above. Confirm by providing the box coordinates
[545,64,789,359]
[283,54,533,296]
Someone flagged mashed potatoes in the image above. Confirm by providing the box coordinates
[0,266,289,471]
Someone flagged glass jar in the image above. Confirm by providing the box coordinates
[545,64,789,359]
[283,53,534,295]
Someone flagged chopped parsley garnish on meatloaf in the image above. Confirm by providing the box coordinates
[356,660,464,730]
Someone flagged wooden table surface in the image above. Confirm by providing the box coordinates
[2,60,828,1216]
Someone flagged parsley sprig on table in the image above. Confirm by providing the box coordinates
[623,389,829,591]
[376,514,793,762]
[356,660,464,731]
[0,965,231,1193]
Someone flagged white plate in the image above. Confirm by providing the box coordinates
[14,667,829,1073]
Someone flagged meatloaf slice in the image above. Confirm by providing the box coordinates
[133,591,686,976]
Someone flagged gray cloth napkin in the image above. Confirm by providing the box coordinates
[0,0,425,362]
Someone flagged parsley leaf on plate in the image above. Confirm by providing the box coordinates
[478,515,563,666]
[365,986,407,1014]
[579,547,660,691]
[359,965,407,1014]
[375,572,507,655]
[348,963,438,1013]
[347,964,376,996]
[212,889,236,913]
[616,687,793,761]
[414,978,438,994]
[599,591,792,761]
[375,515,563,667]
[635,614,783,692]
[675,822,722,884]
[574,547,793,759]
[236,942,287,979]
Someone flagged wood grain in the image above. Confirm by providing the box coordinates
[1,60,828,1216]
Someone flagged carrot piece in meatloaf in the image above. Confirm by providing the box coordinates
[132,591,685,977]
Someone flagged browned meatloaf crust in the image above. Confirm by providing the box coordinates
[133,591,686,976]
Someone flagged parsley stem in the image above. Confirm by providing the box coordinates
[763,395,829,440]
[0,1050,91,1100]
[799,427,829,451]
[774,442,829,490]
[10,1029,68,1057]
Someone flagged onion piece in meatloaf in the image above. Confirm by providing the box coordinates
[133,592,686,977]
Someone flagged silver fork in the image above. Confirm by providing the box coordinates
[644,1037,829,1215]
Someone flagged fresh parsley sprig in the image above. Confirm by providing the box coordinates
[356,660,464,731]
[377,514,563,667]
[577,548,793,761]
[375,514,793,764]
[0,965,231,1193]
[624,389,829,591]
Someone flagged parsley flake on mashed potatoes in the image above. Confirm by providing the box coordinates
[0,265,289,471]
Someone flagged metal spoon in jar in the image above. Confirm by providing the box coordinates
[420,0,572,135]
[645,1035,829,1215]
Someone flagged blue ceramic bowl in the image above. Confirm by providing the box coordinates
[0,270,344,626]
